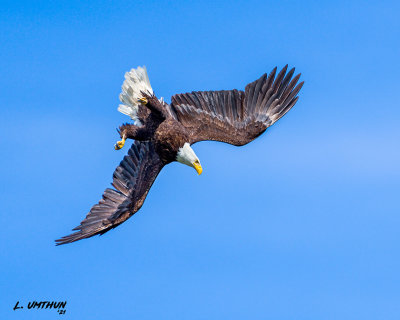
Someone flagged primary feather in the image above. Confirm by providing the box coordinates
[171,65,303,145]
[55,141,164,245]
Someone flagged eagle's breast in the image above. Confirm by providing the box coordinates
[154,119,189,164]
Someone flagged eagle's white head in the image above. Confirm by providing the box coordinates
[176,143,202,175]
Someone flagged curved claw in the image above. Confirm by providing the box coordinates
[138,97,148,105]
[114,138,126,150]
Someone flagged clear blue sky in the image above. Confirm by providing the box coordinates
[1,0,399,319]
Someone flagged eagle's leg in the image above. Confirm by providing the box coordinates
[115,138,126,150]
[139,92,169,119]
[115,123,149,150]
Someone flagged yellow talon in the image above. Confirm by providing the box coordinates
[115,138,126,150]
[138,97,148,105]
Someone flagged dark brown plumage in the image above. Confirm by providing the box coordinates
[55,65,303,245]
[172,65,303,145]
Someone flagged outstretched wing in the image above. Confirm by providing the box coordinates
[56,140,164,245]
[171,65,303,146]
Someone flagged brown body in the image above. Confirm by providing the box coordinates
[119,94,189,164]
[153,119,188,163]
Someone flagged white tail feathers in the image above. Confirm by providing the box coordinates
[118,66,153,125]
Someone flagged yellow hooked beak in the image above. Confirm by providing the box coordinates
[193,160,203,175]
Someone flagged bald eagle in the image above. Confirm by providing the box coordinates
[56,65,303,245]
